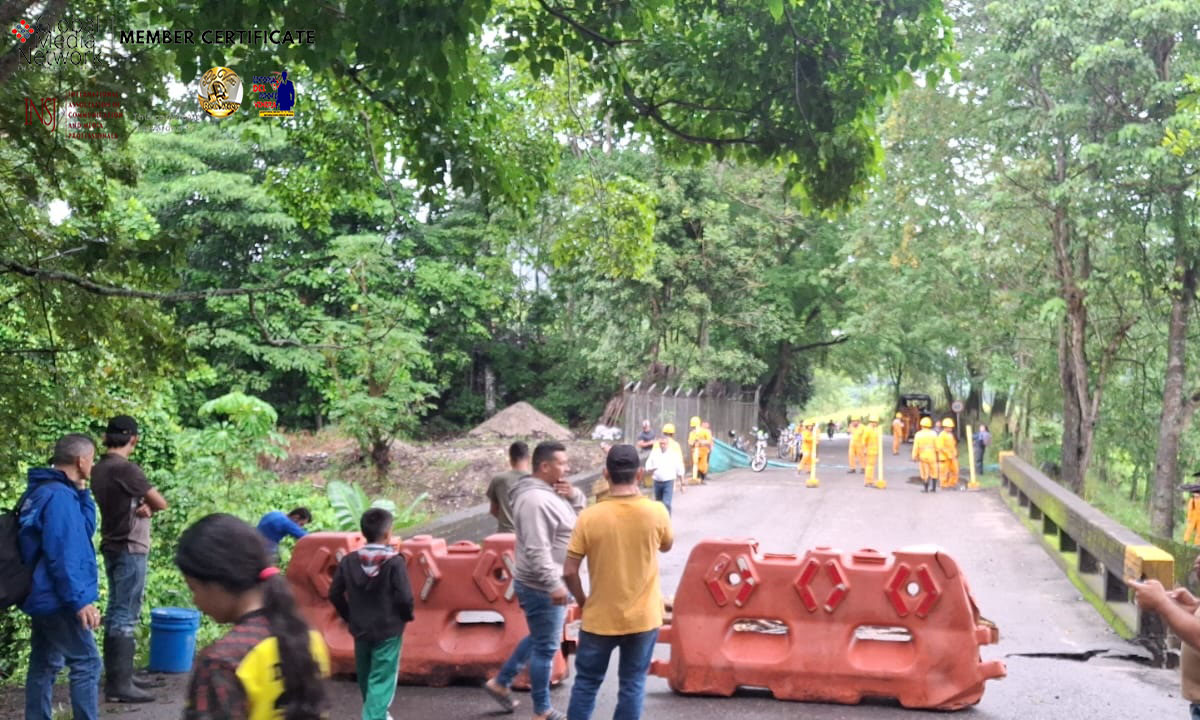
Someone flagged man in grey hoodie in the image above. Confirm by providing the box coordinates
[484,441,585,720]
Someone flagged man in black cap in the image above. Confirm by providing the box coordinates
[91,415,168,703]
[562,444,673,720]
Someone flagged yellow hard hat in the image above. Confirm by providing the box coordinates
[919,417,933,428]
[868,415,879,423]
[895,412,903,419]
[689,416,701,427]
[662,423,676,434]
[942,418,955,429]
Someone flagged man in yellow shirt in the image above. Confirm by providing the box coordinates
[687,417,713,484]
[892,413,905,455]
[563,445,672,720]
[938,418,960,489]
[912,417,938,493]
[861,416,881,488]
[847,418,863,473]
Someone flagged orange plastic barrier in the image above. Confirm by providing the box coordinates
[287,532,568,687]
[650,539,1005,710]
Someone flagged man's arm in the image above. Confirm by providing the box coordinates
[281,515,308,539]
[142,487,168,512]
[390,557,415,621]
[487,478,501,519]
[562,554,587,608]
[527,506,569,598]
[328,562,350,623]
[1130,579,1200,649]
[41,492,95,613]
[658,507,674,552]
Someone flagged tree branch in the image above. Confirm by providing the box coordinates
[622,82,755,148]
[1,259,279,302]
[792,335,849,352]
[536,0,640,47]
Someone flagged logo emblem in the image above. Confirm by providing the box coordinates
[197,66,242,118]
[11,19,33,43]
[24,96,57,132]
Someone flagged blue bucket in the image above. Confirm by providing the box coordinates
[148,607,201,673]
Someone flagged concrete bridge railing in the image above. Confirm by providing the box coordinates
[998,451,1175,665]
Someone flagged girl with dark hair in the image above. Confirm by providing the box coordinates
[175,513,329,720]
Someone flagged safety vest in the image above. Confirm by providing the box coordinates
[936,432,958,462]
[912,429,938,462]
[861,426,880,455]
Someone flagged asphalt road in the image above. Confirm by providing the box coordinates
[3,434,1185,719]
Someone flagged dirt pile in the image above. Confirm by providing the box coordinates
[468,401,574,441]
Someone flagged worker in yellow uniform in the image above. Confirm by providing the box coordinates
[847,418,862,473]
[892,413,905,455]
[861,415,881,487]
[937,417,960,490]
[912,417,938,493]
[688,416,713,484]
[796,419,817,473]
[1183,484,1200,545]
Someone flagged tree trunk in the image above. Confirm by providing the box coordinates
[1058,321,1087,495]
[890,358,904,407]
[991,390,1009,420]
[370,438,390,478]
[965,359,983,427]
[759,341,793,431]
[1150,192,1198,538]
[484,362,497,415]
[941,375,955,412]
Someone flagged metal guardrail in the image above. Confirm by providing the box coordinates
[998,451,1175,665]
[405,468,605,543]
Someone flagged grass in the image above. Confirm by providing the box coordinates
[1085,474,1160,540]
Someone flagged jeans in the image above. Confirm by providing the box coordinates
[102,550,147,637]
[653,480,674,515]
[25,610,101,720]
[497,581,566,715]
[974,444,986,476]
[567,628,659,720]
[355,636,401,720]
[1191,703,1200,720]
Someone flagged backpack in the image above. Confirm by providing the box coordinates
[0,490,34,609]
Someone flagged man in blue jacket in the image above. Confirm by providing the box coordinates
[19,433,103,720]
[256,506,311,559]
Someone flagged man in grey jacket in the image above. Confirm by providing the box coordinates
[484,441,585,720]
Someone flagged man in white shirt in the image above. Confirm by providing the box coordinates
[645,435,686,514]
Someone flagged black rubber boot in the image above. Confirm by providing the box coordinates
[132,671,166,689]
[104,634,155,703]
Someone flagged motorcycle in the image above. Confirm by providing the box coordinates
[728,429,747,452]
[778,426,794,459]
[751,427,770,472]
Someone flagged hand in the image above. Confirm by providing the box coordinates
[550,587,569,605]
[77,604,101,630]
[1126,578,1168,612]
[1170,587,1200,611]
[554,480,574,498]
[134,503,152,518]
